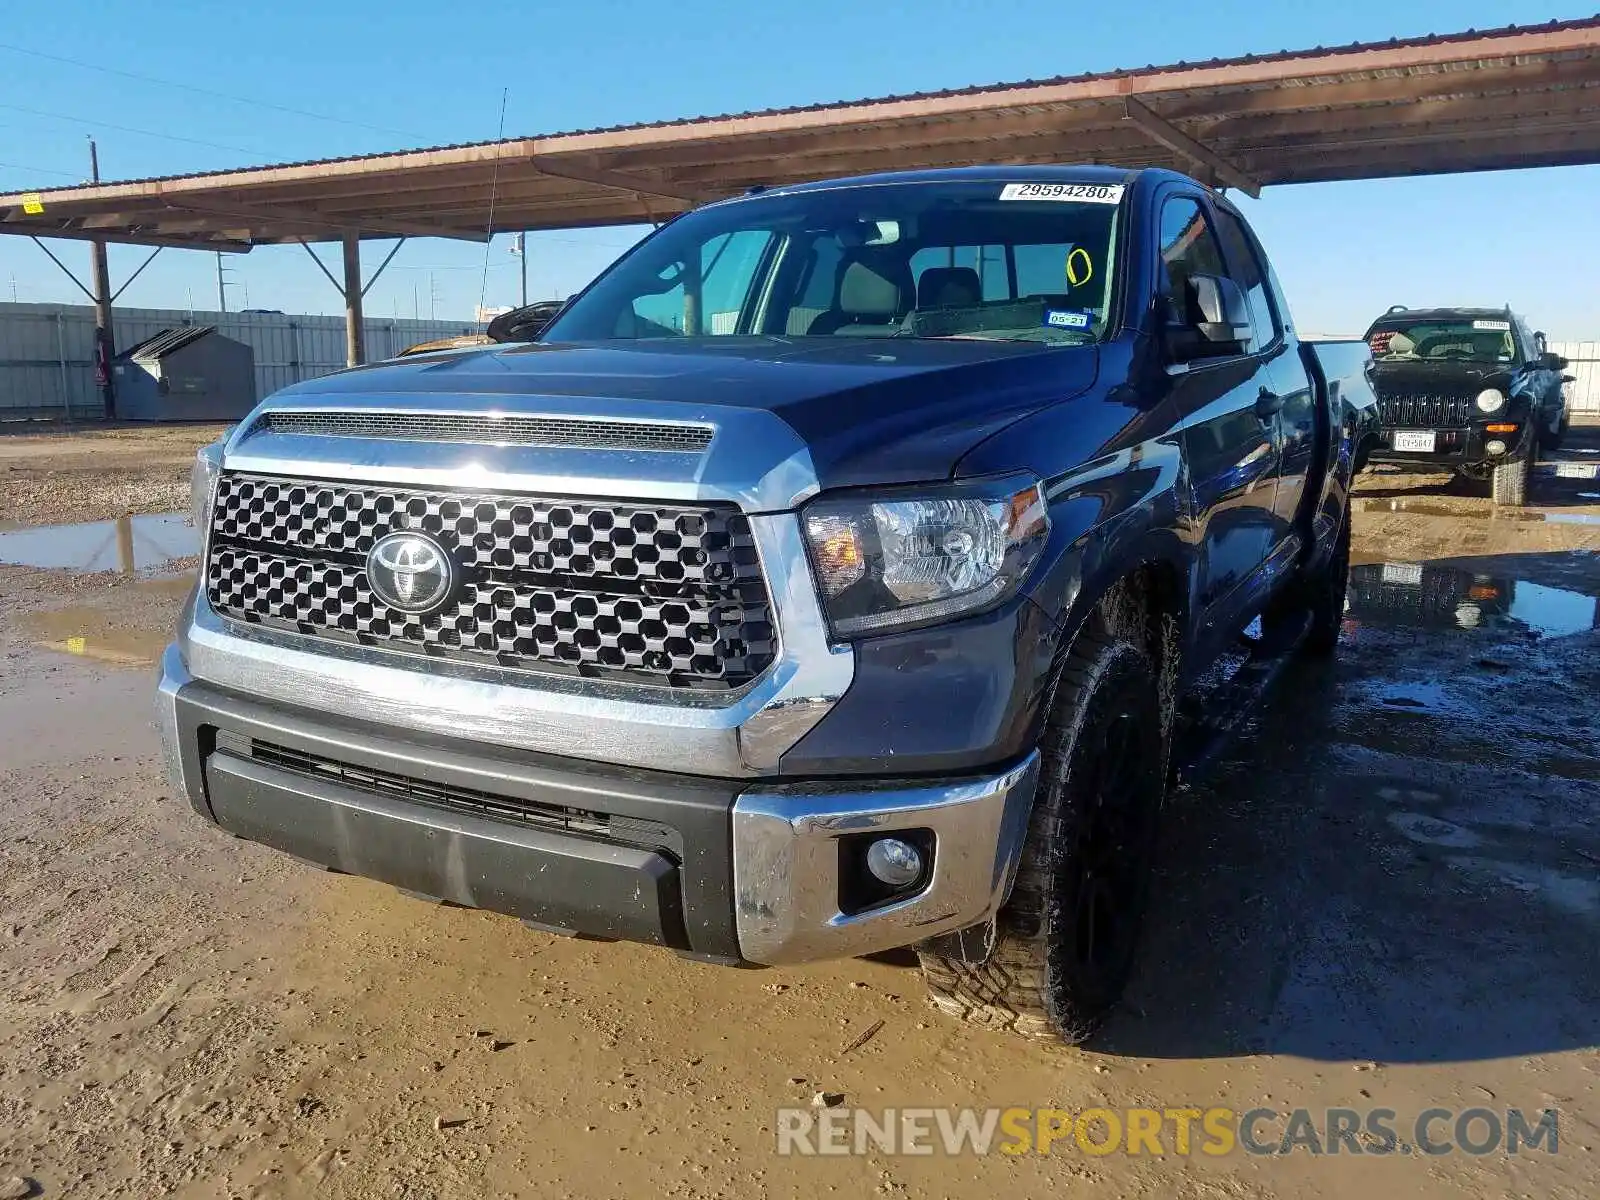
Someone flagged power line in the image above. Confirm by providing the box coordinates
[0,160,82,179]
[0,101,259,155]
[0,41,425,140]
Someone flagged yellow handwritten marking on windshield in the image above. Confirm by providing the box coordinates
[1066,248,1094,288]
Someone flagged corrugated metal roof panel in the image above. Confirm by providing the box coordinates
[12,16,1598,195]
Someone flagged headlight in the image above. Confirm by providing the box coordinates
[801,474,1049,637]
[190,440,224,532]
[1475,388,1506,414]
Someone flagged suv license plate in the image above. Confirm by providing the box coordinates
[1393,431,1437,452]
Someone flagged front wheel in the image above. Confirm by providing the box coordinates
[918,618,1168,1046]
[1491,452,1529,507]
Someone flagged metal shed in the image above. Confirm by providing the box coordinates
[112,325,256,421]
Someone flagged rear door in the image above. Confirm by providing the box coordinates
[1160,194,1281,639]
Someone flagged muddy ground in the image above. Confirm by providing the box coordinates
[0,422,1597,1199]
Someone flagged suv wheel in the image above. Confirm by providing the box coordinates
[917,616,1167,1045]
[1491,450,1529,507]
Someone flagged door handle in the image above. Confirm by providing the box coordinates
[1255,388,1284,420]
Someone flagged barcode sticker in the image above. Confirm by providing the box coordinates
[999,183,1124,204]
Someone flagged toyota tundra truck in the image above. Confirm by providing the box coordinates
[157,166,1376,1046]
[1361,304,1570,506]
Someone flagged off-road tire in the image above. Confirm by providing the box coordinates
[917,619,1168,1046]
[1491,451,1529,507]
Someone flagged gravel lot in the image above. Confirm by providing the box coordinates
[1,423,1597,1199]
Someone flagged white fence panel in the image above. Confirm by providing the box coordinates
[0,302,479,419]
[1550,341,1599,416]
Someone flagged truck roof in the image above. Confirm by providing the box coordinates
[735,163,1177,198]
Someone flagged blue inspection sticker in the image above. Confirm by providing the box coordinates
[1044,309,1093,330]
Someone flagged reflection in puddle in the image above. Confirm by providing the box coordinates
[21,601,177,666]
[0,512,197,573]
[1354,496,1600,524]
[1347,562,1600,638]
[1541,461,1600,480]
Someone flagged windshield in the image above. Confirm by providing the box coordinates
[542,180,1124,346]
[1366,318,1519,365]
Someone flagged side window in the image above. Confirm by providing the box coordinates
[1212,208,1280,348]
[623,230,771,336]
[1157,198,1228,328]
[908,245,1010,304]
[624,268,686,336]
[700,230,773,334]
[1013,243,1073,299]
[784,236,842,335]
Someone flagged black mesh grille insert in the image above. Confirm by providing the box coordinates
[204,472,775,689]
[245,738,614,838]
[1376,392,1476,428]
[258,411,713,453]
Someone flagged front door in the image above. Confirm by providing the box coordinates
[1157,195,1281,643]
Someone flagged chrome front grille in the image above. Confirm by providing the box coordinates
[256,410,713,453]
[1376,392,1475,428]
[203,472,775,690]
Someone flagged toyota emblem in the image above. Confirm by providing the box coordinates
[366,531,457,615]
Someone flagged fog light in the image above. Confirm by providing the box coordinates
[865,838,924,888]
[1486,439,1507,456]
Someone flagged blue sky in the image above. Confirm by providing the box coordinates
[2,0,1598,337]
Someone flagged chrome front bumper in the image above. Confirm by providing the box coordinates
[158,644,1040,965]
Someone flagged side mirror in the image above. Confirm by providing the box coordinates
[1167,274,1253,361]
[1539,352,1568,371]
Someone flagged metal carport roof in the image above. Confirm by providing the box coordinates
[4,16,1600,250]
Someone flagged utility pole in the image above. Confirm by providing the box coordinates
[87,138,115,419]
[342,232,365,367]
[215,252,228,313]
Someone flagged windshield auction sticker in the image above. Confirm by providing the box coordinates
[1472,320,1511,331]
[999,183,1125,204]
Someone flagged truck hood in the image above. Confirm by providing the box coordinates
[272,336,1099,491]
[1370,359,1520,396]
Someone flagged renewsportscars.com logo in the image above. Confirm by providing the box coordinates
[775,1106,1560,1158]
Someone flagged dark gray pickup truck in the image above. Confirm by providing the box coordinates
[159,166,1377,1046]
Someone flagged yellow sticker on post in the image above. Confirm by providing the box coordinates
[21,193,45,215]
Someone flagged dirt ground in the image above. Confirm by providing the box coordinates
[0,423,229,529]
[1,423,1598,1199]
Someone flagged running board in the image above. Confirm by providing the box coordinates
[1171,609,1312,789]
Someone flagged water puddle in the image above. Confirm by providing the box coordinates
[20,594,181,667]
[0,512,197,574]
[1354,497,1600,524]
[1346,562,1600,638]
[1541,461,1600,480]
